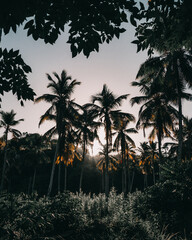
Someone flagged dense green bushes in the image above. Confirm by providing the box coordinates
[1,160,192,239]
[0,188,188,240]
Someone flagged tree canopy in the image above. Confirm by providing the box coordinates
[133,0,192,54]
[0,0,137,57]
[1,0,191,104]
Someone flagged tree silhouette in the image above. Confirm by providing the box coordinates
[35,70,80,196]
[133,0,192,55]
[0,48,36,105]
[113,114,137,193]
[75,105,101,192]
[0,1,138,106]
[96,145,119,193]
[131,92,178,177]
[132,50,192,162]
[88,84,129,195]
[0,110,24,193]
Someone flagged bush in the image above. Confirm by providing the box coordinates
[129,180,192,239]
[0,188,187,240]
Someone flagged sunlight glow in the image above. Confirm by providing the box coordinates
[91,129,105,156]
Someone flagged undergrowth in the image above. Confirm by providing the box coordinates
[0,187,189,240]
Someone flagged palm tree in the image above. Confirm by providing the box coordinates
[56,138,82,192]
[182,117,192,161]
[113,115,137,193]
[96,145,119,192]
[125,144,137,192]
[35,70,81,196]
[132,50,192,162]
[132,93,178,178]
[88,84,129,196]
[147,141,159,184]
[20,133,48,194]
[0,110,24,193]
[137,142,151,189]
[75,105,101,192]
[167,116,192,162]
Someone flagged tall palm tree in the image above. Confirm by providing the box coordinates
[125,144,137,192]
[35,70,81,196]
[167,116,192,162]
[147,141,159,184]
[132,49,192,162]
[56,137,82,192]
[132,93,178,178]
[96,145,119,192]
[75,105,101,192]
[0,110,24,193]
[88,84,129,196]
[137,142,151,189]
[182,117,192,161]
[113,115,137,193]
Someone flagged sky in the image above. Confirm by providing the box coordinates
[1,17,192,155]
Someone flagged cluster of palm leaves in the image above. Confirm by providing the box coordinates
[131,49,192,165]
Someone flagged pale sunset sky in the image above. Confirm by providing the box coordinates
[1,16,191,155]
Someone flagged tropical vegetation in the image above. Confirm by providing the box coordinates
[1,0,192,239]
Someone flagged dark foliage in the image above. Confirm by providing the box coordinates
[0,48,35,105]
[0,0,136,57]
[131,161,192,238]
[133,0,192,54]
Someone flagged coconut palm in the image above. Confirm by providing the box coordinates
[147,141,159,184]
[88,84,129,195]
[96,145,119,192]
[182,117,192,161]
[137,142,151,189]
[132,50,192,162]
[75,105,101,192]
[35,70,81,196]
[132,93,178,178]
[113,115,137,193]
[56,135,82,192]
[0,110,24,193]
[125,144,137,192]
[166,116,192,162]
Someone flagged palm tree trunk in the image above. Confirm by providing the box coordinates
[157,132,162,180]
[127,165,131,192]
[144,171,148,189]
[152,166,156,185]
[64,165,67,192]
[177,94,183,162]
[79,167,84,192]
[188,136,191,160]
[79,140,86,192]
[127,155,131,192]
[152,155,156,185]
[122,167,124,193]
[129,170,135,193]
[102,169,105,193]
[105,127,109,196]
[122,164,127,194]
[0,131,8,194]
[47,138,60,196]
[58,163,61,194]
[121,150,126,194]
[123,153,127,194]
